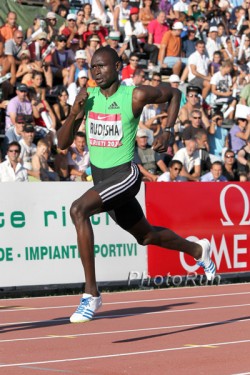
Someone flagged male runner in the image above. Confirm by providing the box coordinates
[57,46,216,323]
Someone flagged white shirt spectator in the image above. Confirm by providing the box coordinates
[206,37,221,60]
[0,158,28,182]
[173,147,200,173]
[157,172,187,181]
[19,139,37,171]
[67,146,90,181]
[188,50,210,82]
[173,0,189,12]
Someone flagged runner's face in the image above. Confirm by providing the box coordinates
[91,51,119,89]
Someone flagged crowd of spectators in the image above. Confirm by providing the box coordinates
[0,0,250,182]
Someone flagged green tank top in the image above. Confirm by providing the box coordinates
[85,85,139,169]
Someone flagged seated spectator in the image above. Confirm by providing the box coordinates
[124,8,159,65]
[0,11,18,43]
[106,31,129,64]
[26,16,46,41]
[157,159,187,181]
[194,129,212,175]
[44,11,59,42]
[68,49,89,84]
[4,29,25,66]
[210,60,237,119]
[113,0,131,42]
[229,115,250,153]
[138,102,166,145]
[205,26,220,61]
[133,128,168,181]
[158,22,186,76]
[187,40,211,100]
[208,111,229,157]
[16,50,43,86]
[178,85,210,128]
[208,51,222,76]
[30,71,46,101]
[240,81,250,107]
[28,87,56,132]
[121,53,140,80]
[3,113,25,157]
[19,123,39,181]
[5,83,32,131]
[53,87,71,130]
[147,11,169,49]
[236,136,250,174]
[28,32,54,88]
[169,74,186,108]
[67,132,90,181]
[54,147,70,181]
[200,161,228,182]
[82,19,107,47]
[182,26,198,58]
[182,109,205,142]
[60,13,84,50]
[32,138,59,181]
[0,38,15,98]
[0,141,28,182]
[51,34,75,86]
[85,34,101,66]
[139,0,155,28]
[158,0,175,21]
[67,69,89,107]
[121,68,146,86]
[173,138,201,181]
[222,148,239,181]
[221,38,238,63]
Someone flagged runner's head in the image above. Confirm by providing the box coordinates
[90,46,121,89]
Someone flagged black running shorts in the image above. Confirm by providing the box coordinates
[90,162,144,230]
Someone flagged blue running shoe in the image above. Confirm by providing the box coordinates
[70,293,102,323]
[195,239,216,281]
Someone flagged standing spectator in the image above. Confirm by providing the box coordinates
[200,161,228,181]
[157,159,186,181]
[19,123,39,181]
[67,132,90,181]
[0,11,18,43]
[229,116,250,153]
[147,11,169,48]
[222,149,239,181]
[0,141,28,182]
[187,40,211,99]
[158,22,185,76]
[134,128,168,181]
[173,138,201,181]
[5,84,32,131]
[208,111,229,157]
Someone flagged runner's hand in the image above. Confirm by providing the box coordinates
[152,131,175,153]
[71,88,88,116]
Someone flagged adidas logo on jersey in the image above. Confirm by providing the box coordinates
[108,102,120,109]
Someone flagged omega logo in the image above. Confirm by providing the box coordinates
[220,184,250,226]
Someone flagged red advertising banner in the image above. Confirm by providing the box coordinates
[146,182,250,277]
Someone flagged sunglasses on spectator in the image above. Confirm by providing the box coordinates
[8,149,20,153]
[173,167,182,171]
[193,116,201,119]
[188,94,198,98]
[16,36,23,39]
[39,38,47,41]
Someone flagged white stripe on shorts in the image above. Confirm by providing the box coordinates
[100,163,139,203]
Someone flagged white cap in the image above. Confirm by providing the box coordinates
[137,129,148,138]
[219,0,229,8]
[75,49,87,59]
[46,12,56,19]
[169,74,180,83]
[209,26,218,33]
[67,13,77,21]
[78,70,88,79]
[172,22,183,30]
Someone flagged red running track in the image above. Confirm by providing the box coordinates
[0,283,250,375]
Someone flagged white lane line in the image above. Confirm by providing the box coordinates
[1,303,250,327]
[1,317,249,344]
[0,339,250,368]
[1,283,249,302]
[1,291,250,313]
